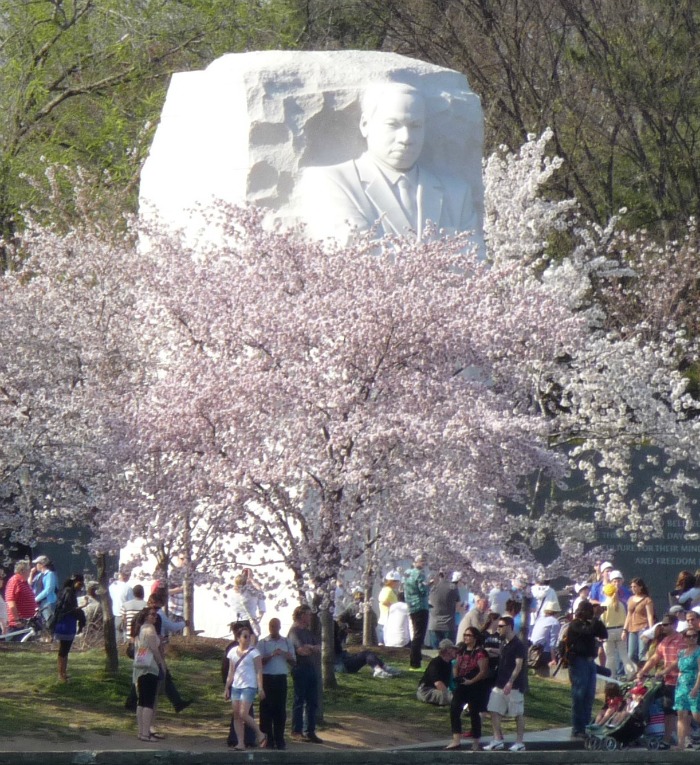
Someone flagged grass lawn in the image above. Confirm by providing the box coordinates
[0,639,575,743]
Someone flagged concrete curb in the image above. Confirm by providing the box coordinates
[0,751,689,765]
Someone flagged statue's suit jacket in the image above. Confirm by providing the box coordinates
[300,153,478,245]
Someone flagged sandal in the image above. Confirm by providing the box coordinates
[138,735,158,742]
[445,742,461,750]
[258,735,268,749]
[232,746,245,751]
[149,731,166,740]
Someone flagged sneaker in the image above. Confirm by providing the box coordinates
[484,739,505,751]
[509,742,526,752]
[657,741,671,750]
[373,667,393,678]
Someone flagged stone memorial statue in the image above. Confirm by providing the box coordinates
[139,50,484,251]
[298,81,478,247]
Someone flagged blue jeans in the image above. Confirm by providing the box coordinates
[628,631,642,663]
[569,656,597,734]
[291,663,318,735]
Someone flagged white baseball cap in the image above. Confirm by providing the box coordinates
[600,561,614,572]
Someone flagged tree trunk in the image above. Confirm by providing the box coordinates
[182,514,194,636]
[95,552,119,675]
[183,568,195,637]
[320,606,337,690]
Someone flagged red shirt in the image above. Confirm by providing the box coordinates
[5,574,37,626]
[657,632,685,686]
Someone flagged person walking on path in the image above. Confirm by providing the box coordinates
[636,612,686,750]
[132,606,167,742]
[404,553,429,669]
[446,627,490,751]
[224,624,267,751]
[484,615,528,751]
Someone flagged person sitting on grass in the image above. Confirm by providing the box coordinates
[333,618,399,678]
[416,638,456,705]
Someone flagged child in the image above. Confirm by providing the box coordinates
[593,683,625,727]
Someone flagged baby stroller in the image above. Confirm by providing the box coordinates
[584,678,663,751]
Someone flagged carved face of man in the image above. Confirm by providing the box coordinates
[360,85,426,173]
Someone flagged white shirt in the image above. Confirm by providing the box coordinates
[109,580,133,617]
[384,602,410,648]
[227,646,261,689]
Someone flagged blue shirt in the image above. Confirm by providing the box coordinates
[404,567,429,614]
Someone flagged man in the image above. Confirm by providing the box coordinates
[120,584,148,642]
[109,570,133,639]
[404,553,430,669]
[333,611,399,678]
[299,82,480,247]
[428,571,462,647]
[484,615,528,751]
[258,618,295,750]
[529,605,561,676]
[336,589,377,646]
[287,605,323,744]
[5,560,37,639]
[416,638,457,706]
[677,607,699,634]
[589,561,613,604]
[457,593,489,643]
[488,582,513,616]
[607,569,631,605]
[562,601,608,741]
[636,612,685,750]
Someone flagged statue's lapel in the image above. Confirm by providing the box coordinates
[356,155,413,236]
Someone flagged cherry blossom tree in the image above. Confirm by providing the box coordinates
[481,132,700,579]
[126,204,590,683]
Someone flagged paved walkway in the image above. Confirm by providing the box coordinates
[394,727,581,751]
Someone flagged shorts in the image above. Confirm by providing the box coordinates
[658,683,677,715]
[487,686,525,717]
[230,686,257,705]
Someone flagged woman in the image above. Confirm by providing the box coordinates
[601,582,636,678]
[666,628,700,749]
[622,577,654,664]
[53,573,86,681]
[30,556,59,629]
[132,607,167,742]
[446,627,490,751]
[224,624,266,750]
[377,571,400,645]
[673,571,700,610]
[0,569,8,635]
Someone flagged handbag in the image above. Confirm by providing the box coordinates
[134,645,154,668]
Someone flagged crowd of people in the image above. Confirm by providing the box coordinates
[4,552,700,751]
[381,556,700,751]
